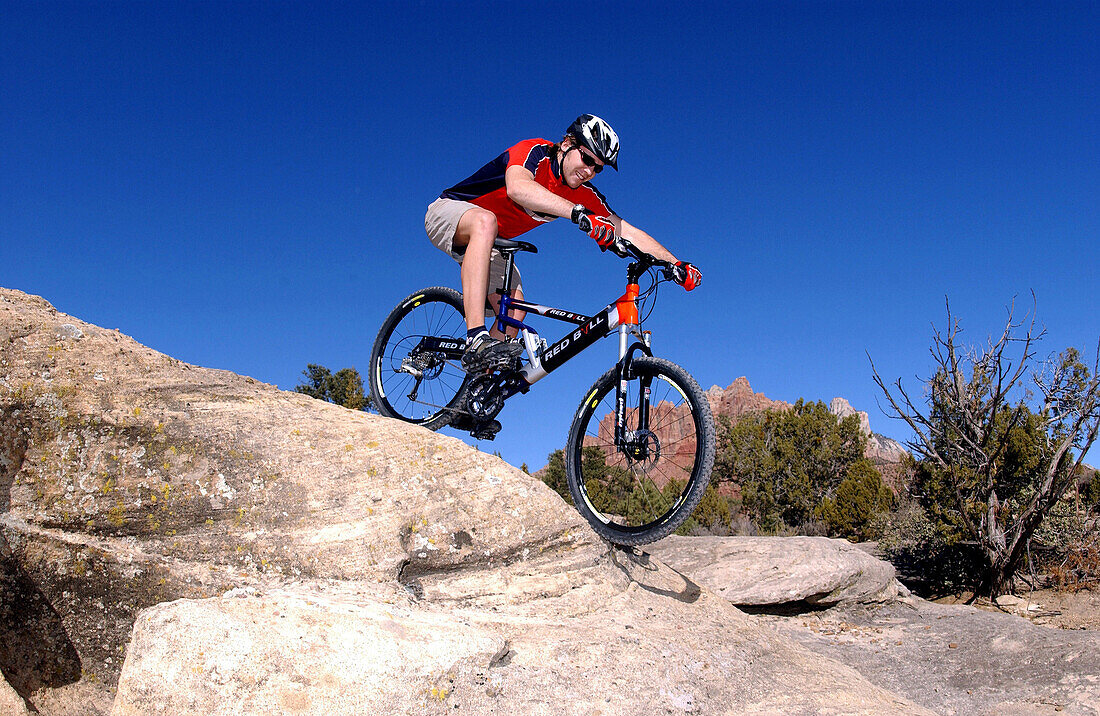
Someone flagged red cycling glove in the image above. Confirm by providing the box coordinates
[672,261,702,291]
[571,205,617,250]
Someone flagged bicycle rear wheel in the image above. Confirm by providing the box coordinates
[369,287,469,430]
[565,356,715,545]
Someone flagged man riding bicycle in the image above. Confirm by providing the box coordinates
[424,114,702,373]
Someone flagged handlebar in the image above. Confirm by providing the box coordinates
[618,238,679,283]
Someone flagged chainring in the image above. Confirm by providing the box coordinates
[464,374,507,422]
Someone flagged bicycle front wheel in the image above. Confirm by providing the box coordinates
[369,287,469,430]
[565,356,715,545]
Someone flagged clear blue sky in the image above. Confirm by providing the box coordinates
[4,1,1098,470]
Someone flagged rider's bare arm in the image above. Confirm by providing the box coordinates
[505,164,678,263]
[614,218,678,264]
[505,165,576,218]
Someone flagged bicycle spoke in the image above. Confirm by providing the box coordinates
[572,368,707,529]
[370,288,469,427]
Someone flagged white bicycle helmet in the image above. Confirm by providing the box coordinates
[567,114,619,170]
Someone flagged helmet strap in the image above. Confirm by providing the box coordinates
[558,144,576,178]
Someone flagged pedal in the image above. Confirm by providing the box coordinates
[471,419,502,441]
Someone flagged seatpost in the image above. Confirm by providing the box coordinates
[492,251,517,333]
[501,252,516,295]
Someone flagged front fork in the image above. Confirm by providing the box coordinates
[614,324,654,450]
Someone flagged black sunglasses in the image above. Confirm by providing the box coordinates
[576,148,604,173]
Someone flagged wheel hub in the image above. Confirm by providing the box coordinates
[623,429,661,464]
[397,334,451,381]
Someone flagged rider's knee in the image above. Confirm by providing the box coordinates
[467,209,498,242]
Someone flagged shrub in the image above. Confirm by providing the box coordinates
[1031,495,1089,550]
[816,459,895,541]
[295,364,371,411]
[877,496,981,596]
[540,450,570,501]
[1048,530,1100,592]
[715,402,889,538]
[678,484,740,536]
[1084,469,1100,511]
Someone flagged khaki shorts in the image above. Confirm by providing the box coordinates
[425,198,523,310]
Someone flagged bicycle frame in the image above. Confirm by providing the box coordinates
[403,285,639,387]
[491,250,653,389]
[392,242,674,453]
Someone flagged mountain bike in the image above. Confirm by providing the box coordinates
[369,237,715,545]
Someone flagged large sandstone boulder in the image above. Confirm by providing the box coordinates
[112,559,934,716]
[647,535,902,607]
[0,289,588,708]
[1,288,934,715]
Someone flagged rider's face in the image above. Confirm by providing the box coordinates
[561,141,605,188]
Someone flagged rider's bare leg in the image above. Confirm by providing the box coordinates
[453,207,496,333]
[454,207,527,340]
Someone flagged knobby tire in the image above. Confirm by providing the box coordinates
[369,286,469,430]
[565,356,715,545]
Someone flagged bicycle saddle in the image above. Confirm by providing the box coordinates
[493,238,538,254]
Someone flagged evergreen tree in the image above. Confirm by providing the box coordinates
[540,450,570,501]
[295,364,372,411]
[714,401,889,535]
[816,459,895,540]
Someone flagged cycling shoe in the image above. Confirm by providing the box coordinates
[460,333,522,373]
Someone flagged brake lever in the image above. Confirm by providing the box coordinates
[617,237,640,259]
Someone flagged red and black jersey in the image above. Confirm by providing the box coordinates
[440,138,614,239]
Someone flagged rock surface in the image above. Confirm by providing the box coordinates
[112,560,934,716]
[705,377,790,419]
[0,289,587,708]
[0,676,29,715]
[647,535,903,607]
[1,287,935,715]
[653,534,1100,714]
[762,599,1100,715]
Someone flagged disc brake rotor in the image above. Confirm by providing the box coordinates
[623,429,661,469]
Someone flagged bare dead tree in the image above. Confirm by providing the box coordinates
[869,296,1100,598]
